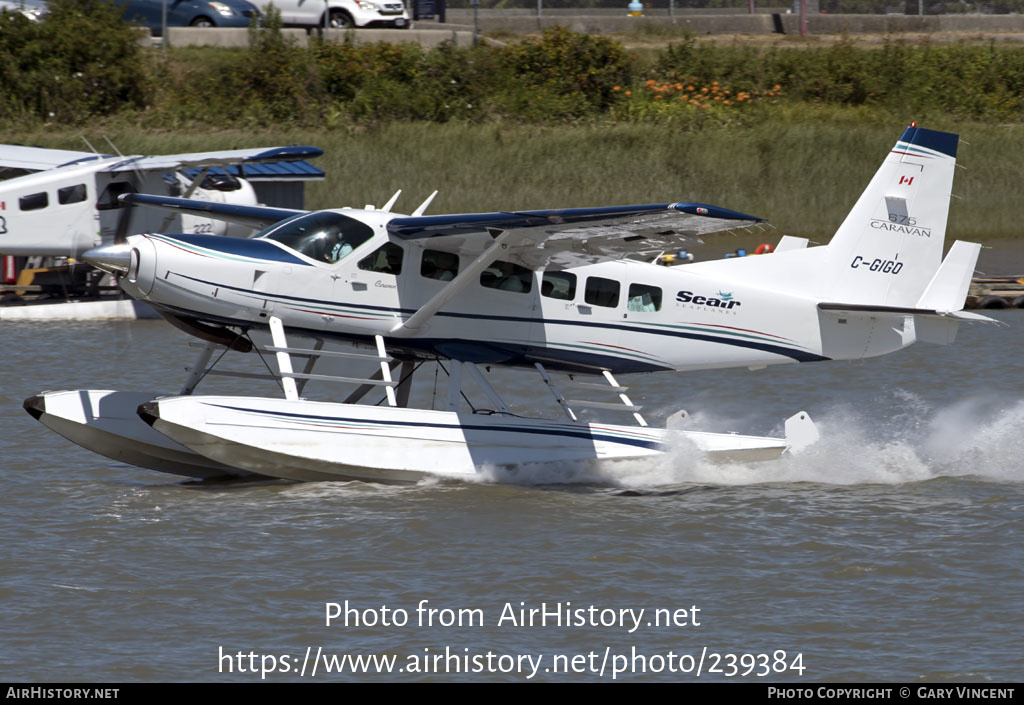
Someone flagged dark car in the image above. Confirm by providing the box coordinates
[119,0,258,35]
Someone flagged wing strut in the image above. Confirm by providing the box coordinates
[389,228,524,336]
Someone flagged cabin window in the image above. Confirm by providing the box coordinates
[421,250,459,281]
[584,277,620,308]
[260,211,373,264]
[96,181,135,210]
[358,243,403,275]
[541,271,576,300]
[627,283,662,312]
[480,260,532,294]
[19,192,48,211]
[58,184,87,205]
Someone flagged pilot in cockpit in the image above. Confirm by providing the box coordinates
[261,211,372,264]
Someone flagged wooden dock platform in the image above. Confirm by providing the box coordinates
[967,276,1024,309]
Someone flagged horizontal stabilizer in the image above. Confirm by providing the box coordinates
[820,302,940,316]
[819,302,995,322]
[121,193,304,231]
[774,235,809,252]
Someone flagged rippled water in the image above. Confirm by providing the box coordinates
[2,315,1022,682]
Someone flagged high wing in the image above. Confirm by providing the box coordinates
[104,145,324,173]
[0,145,108,180]
[0,144,323,177]
[121,192,305,231]
[386,202,763,268]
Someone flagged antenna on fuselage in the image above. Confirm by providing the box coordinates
[381,190,402,212]
[411,190,438,217]
[80,136,100,154]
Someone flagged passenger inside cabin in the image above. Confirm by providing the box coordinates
[628,292,657,312]
[421,250,459,281]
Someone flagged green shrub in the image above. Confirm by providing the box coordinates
[0,0,146,123]
[654,36,1024,121]
[500,26,635,120]
[240,5,324,123]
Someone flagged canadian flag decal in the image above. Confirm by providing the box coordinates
[899,176,914,186]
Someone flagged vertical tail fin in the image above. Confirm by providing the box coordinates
[824,125,958,308]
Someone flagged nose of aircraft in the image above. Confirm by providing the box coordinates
[82,243,132,275]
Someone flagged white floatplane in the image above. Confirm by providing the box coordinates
[25,125,993,483]
[0,143,322,320]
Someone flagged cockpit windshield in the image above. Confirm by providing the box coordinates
[258,211,374,264]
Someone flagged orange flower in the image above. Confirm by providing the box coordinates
[613,85,621,91]
[625,90,632,96]
[654,95,663,100]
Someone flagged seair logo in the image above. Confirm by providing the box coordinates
[676,290,742,309]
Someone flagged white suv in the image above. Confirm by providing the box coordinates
[262,0,409,29]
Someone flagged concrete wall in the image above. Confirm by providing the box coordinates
[775,14,938,35]
[166,27,478,48]
[441,14,776,34]
[775,13,1024,35]
[165,27,308,47]
[165,13,1024,46]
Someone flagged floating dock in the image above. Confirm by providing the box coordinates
[966,276,1024,309]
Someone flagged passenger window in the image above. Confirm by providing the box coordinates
[19,192,48,211]
[97,181,135,210]
[480,260,532,294]
[541,271,576,300]
[358,243,403,275]
[58,184,88,205]
[627,283,662,312]
[421,250,459,281]
[584,277,620,308]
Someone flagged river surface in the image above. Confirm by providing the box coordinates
[1,314,1022,682]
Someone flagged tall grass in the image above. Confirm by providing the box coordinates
[6,120,1023,239]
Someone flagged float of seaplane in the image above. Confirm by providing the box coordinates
[0,142,322,320]
[24,125,993,484]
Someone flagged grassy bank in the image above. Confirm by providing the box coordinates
[5,119,1023,239]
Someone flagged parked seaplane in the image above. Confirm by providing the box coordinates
[0,142,322,318]
[25,125,992,483]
